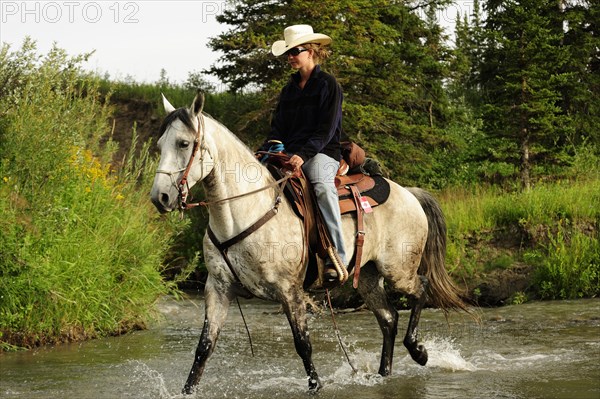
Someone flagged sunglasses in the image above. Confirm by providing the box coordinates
[286,47,308,56]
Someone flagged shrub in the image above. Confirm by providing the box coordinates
[530,222,600,299]
[0,39,175,348]
[441,177,599,300]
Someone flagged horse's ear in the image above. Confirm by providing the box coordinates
[191,90,205,117]
[162,93,176,114]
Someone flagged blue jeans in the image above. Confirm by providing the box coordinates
[302,153,347,265]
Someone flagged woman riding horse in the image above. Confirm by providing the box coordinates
[260,25,347,283]
[150,27,473,394]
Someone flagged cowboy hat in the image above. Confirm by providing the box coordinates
[271,25,331,57]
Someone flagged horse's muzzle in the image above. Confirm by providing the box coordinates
[151,191,175,214]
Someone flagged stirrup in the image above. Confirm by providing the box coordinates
[326,247,348,285]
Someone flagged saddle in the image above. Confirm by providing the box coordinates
[264,155,390,289]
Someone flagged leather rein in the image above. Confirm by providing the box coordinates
[156,115,292,212]
[155,113,293,281]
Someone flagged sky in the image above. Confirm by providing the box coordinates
[1,1,473,88]
[1,0,230,87]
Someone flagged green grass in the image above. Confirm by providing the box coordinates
[529,222,599,300]
[0,39,182,349]
[440,175,600,299]
[98,78,196,110]
[441,177,599,235]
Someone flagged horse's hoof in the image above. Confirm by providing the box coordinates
[378,364,392,377]
[182,385,194,395]
[308,377,322,394]
[409,344,428,366]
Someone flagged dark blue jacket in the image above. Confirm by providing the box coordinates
[268,65,343,162]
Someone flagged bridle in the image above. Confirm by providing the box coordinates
[155,113,293,212]
[178,115,207,210]
[153,109,302,291]
[155,114,209,212]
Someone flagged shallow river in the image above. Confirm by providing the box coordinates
[1,296,599,399]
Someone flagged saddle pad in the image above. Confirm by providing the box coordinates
[267,165,390,217]
[337,175,390,215]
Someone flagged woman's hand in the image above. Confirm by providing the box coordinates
[287,154,304,173]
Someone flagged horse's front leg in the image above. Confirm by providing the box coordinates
[183,275,234,395]
[281,290,321,392]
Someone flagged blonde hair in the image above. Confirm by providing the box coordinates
[304,42,331,64]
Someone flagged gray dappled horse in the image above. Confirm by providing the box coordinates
[150,93,471,394]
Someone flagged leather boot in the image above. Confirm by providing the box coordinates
[324,264,338,282]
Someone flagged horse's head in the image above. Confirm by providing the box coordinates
[151,92,215,213]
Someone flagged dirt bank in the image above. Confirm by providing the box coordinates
[107,98,162,163]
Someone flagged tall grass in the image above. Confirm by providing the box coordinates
[527,222,599,299]
[441,174,600,299]
[441,177,599,235]
[0,39,178,349]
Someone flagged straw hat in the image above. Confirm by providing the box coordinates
[271,25,331,57]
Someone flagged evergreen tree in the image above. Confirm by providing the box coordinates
[439,1,489,187]
[478,0,573,190]
[207,0,454,186]
[558,1,599,149]
[450,0,484,106]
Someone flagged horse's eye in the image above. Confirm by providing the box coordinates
[179,140,190,149]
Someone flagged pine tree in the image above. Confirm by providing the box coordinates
[439,1,489,187]
[207,0,455,185]
[450,0,484,106]
[558,1,600,148]
[478,0,573,190]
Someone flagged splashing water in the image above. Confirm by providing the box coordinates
[127,360,173,399]
[1,298,598,399]
[420,336,477,372]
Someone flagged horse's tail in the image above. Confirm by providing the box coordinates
[407,187,472,315]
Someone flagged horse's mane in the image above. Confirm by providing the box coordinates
[158,108,195,137]
[159,107,260,161]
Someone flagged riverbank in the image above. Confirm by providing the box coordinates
[327,262,536,309]
[0,42,178,351]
